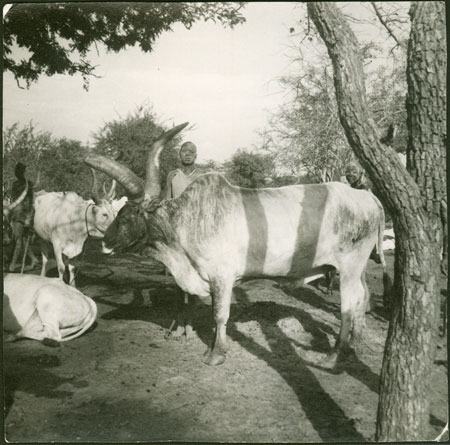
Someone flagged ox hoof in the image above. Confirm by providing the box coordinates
[203,351,226,366]
[319,351,339,370]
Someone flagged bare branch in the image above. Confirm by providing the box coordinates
[371,2,406,49]
[14,75,25,89]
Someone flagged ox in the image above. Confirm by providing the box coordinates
[3,273,97,343]
[86,122,390,367]
[33,175,117,286]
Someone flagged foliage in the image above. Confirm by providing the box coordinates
[259,61,353,182]
[368,60,408,153]
[4,2,246,89]
[3,122,52,193]
[92,105,182,194]
[3,123,93,198]
[257,2,409,183]
[39,139,93,198]
[224,149,274,188]
[197,159,223,174]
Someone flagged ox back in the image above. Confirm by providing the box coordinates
[153,174,381,282]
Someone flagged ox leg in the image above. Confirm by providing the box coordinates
[203,278,233,366]
[336,272,366,353]
[67,263,77,287]
[8,222,24,272]
[361,270,372,314]
[26,234,39,270]
[39,239,51,277]
[16,287,63,345]
[53,243,66,282]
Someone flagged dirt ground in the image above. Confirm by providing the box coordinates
[3,239,448,443]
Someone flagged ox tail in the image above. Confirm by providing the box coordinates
[60,296,98,342]
[375,197,393,306]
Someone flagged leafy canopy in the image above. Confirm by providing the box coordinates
[225,149,274,188]
[92,105,182,193]
[4,2,246,89]
[3,122,94,198]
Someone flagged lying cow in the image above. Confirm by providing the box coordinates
[3,273,97,343]
[86,122,390,367]
[33,171,117,286]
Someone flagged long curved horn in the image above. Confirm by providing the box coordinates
[105,179,117,201]
[90,168,101,203]
[145,122,189,199]
[85,155,144,200]
[5,180,28,213]
[34,170,41,189]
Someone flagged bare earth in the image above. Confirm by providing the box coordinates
[4,239,448,442]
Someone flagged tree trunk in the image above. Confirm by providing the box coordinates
[406,2,447,270]
[307,2,444,441]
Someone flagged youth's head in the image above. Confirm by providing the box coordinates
[345,163,363,186]
[14,162,26,180]
[179,142,197,166]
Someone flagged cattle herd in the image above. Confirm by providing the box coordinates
[3,122,390,369]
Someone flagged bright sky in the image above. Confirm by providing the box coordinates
[2,2,409,163]
[3,2,304,163]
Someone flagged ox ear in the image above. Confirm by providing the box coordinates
[102,179,117,201]
[85,155,145,200]
[144,122,189,200]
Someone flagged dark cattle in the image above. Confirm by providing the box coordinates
[86,123,390,366]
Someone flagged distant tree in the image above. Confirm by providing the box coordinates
[225,149,274,188]
[197,159,223,174]
[38,138,93,198]
[260,62,353,182]
[4,2,246,89]
[92,106,183,194]
[3,122,52,194]
[259,2,409,182]
[3,122,97,197]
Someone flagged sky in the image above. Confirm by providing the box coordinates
[3,2,304,163]
[3,2,409,164]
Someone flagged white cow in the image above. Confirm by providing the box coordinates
[3,273,97,343]
[33,174,117,286]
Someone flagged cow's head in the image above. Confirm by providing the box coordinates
[84,122,189,254]
[85,169,118,237]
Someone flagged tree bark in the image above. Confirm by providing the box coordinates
[406,2,447,268]
[307,2,444,441]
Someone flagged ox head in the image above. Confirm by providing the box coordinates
[84,122,189,254]
[84,169,118,238]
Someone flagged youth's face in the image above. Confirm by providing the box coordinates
[180,146,197,166]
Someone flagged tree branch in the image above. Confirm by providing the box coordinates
[370,2,406,49]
